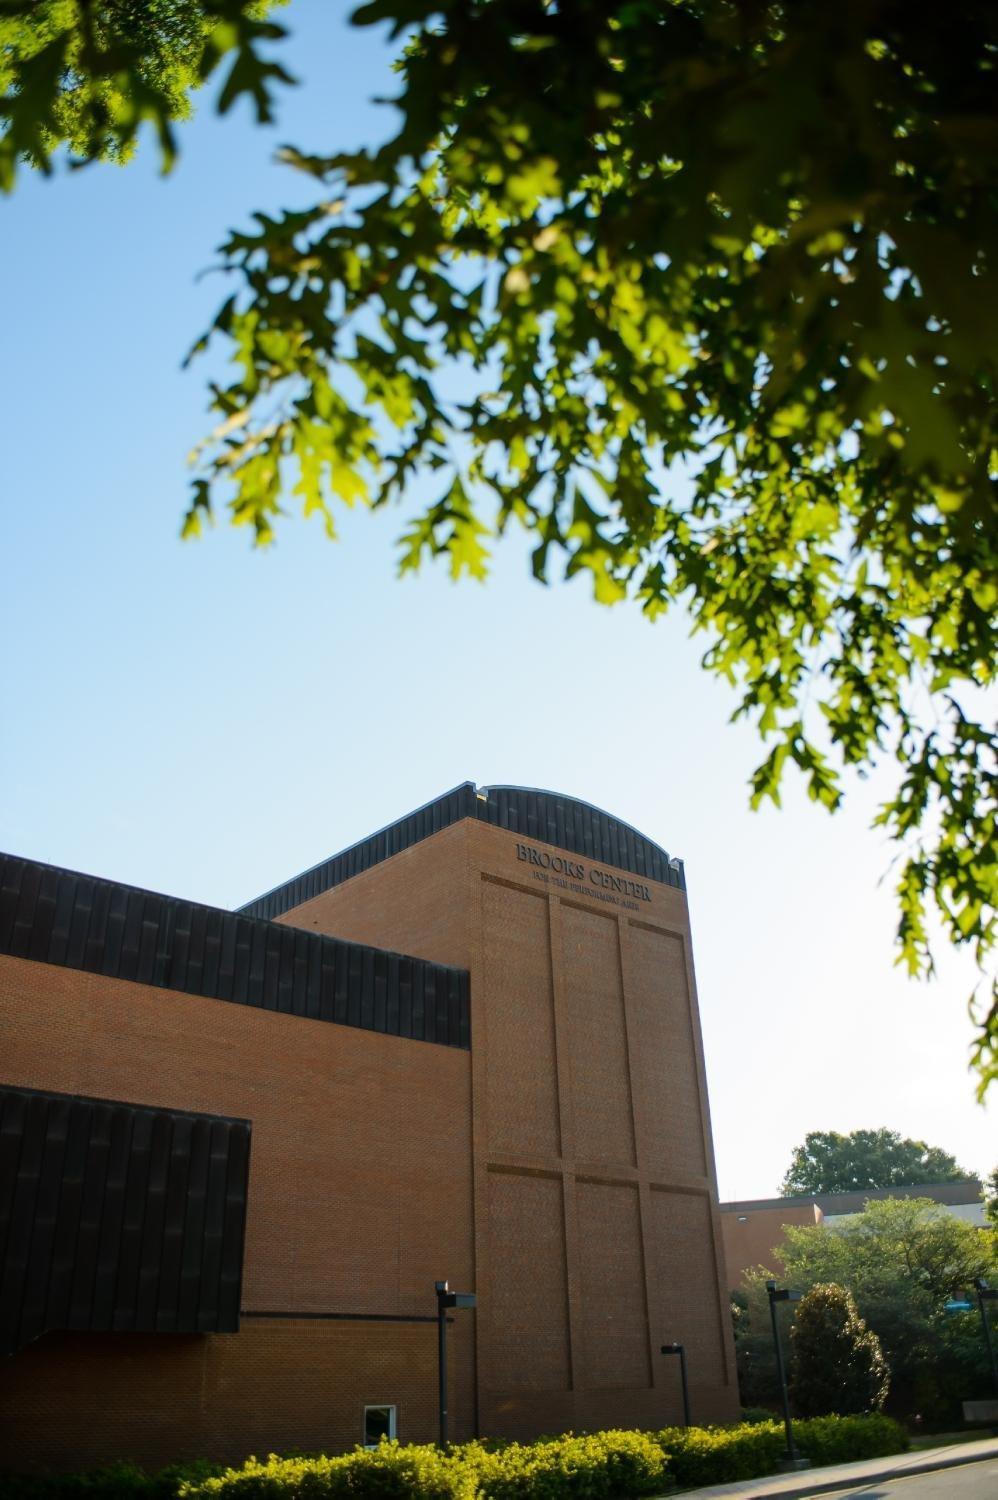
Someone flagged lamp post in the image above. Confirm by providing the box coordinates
[765,1280,809,1473]
[435,1279,476,1445]
[974,1279,998,1396]
[660,1343,690,1428]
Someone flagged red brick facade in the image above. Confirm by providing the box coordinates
[278,819,737,1438]
[720,1204,823,1293]
[0,803,737,1472]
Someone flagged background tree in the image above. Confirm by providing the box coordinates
[5,2,996,1087]
[781,1128,969,1196]
[0,0,289,189]
[731,1279,780,1413]
[984,1168,998,1232]
[790,1283,889,1417]
[767,1196,997,1424]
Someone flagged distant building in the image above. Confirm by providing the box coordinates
[720,1180,985,1292]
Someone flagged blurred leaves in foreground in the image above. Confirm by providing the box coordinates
[0,0,290,189]
[5,3,996,1091]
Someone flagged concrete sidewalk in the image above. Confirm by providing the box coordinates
[671,1434,998,1498]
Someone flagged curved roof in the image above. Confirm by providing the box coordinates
[239,781,685,921]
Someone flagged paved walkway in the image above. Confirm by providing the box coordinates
[670,1435,998,1498]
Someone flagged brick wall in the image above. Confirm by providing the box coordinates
[280,821,472,971]
[1,1319,470,1471]
[0,953,474,1469]
[720,1203,823,1293]
[1,806,737,1471]
[284,818,740,1434]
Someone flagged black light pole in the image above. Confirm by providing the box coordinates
[435,1279,476,1445]
[974,1279,998,1396]
[435,1281,449,1445]
[765,1281,809,1472]
[660,1343,691,1428]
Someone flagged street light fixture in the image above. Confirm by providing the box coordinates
[974,1279,998,1396]
[765,1281,810,1473]
[435,1279,476,1445]
[660,1343,691,1428]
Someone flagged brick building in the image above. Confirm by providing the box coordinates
[0,783,738,1472]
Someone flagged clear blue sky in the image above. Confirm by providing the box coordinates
[2,0,992,1198]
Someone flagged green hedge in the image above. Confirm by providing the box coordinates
[657,1423,783,1487]
[0,1413,908,1499]
[175,1432,669,1500]
[659,1413,907,1488]
[0,1462,225,1500]
[179,1415,906,1499]
[795,1413,908,1466]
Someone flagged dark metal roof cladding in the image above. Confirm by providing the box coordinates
[0,852,470,1050]
[240,782,685,922]
[0,1084,251,1356]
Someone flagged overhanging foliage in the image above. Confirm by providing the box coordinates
[183,0,997,1088]
[0,0,289,188]
[4,2,996,1089]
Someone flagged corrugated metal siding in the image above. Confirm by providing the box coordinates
[241,782,685,921]
[0,854,470,1051]
[0,1085,251,1356]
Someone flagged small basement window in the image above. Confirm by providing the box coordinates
[364,1405,397,1447]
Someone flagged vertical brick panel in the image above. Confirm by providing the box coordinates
[560,908,636,1170]
[483,1170,570,1393]
[622,923,707,1180]
[647,1190,729,1398]
[575,1181,650,1390]
[481,883,560,1159]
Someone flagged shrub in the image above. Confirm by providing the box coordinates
[469,1432,668,1500]
[179,1445,475,1500]
[181,1434,668,1500]
[794,1413,908,1465]
[791,1284,890,1418]
[151,1466,227,1497]
[0,1463,176,1499]
[658,1424,784,1486]
[659,1413,906,1489]
[0,1460,229,1500]
[738,1408,776,1426]
[1,1413,910,1500]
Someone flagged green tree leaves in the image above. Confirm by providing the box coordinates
[183,1,997,1088]
[737,1197,997,1422]
[983,1168,998,1233]
[781,1129,970,1196]
[0,0,291,189]
[5,3,996,1089]
[790,1284,890,1418]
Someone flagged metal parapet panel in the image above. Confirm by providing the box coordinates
[0,853,470,1051]
[477,785,685,889]
[0,1084,251,1357]
[240,781,685,921]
